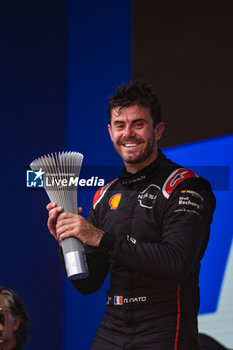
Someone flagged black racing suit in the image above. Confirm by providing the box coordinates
[61,151,216,350]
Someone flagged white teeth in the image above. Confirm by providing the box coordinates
[124,144,137,147]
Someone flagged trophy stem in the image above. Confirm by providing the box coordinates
[61,237,88,280]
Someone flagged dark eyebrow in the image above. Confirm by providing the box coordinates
[113,118,147,126]
[112,120,125,125]
[132,118,146,123]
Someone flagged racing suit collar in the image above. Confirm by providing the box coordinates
[119,149,167,185]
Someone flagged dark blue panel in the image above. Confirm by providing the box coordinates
[65,1,131,349]
[0,2,66,349]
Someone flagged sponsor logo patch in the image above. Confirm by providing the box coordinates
[180,190,204,202]
[175,192,203,216]
[109,193,121,210]
[138,184,160,209]
[127,235,137,244]
[174,208,201,216]
[178,196,201,209]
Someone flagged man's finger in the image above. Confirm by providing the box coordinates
[46,202,56,211]
[47,217,57,238]
[59,230,77,241]
[56,223,75,236]
[56,216,80,229]
[57,212,77,221]
[78,207,83,215]
[47,206,63,241]
[49,207,63,218]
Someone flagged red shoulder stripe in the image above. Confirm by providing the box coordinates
[162,168,198,199]
[92,179,117,209]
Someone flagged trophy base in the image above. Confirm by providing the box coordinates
[64,250,89,280]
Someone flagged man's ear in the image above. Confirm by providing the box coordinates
[154,122,164,142]
[108,124,113,141]
[13,318,21,332]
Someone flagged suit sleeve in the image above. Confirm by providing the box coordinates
[99,178,216,283]
[59,205,111,295]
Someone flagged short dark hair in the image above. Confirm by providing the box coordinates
[108,80,161,127]
[0,286,30,347]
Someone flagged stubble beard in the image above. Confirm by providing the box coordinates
[116,134,156,165]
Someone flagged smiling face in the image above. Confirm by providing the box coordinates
[108,105,164,173]
[0,294,20,350]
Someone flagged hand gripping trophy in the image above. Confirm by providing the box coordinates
[30,152,88,280]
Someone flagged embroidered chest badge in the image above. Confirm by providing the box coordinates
[138,184,160,209]
[109,194,122,210]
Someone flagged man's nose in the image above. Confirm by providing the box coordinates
[123,125,135,138]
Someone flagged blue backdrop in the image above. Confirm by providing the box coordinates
[0,1,66,349]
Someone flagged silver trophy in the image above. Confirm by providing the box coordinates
[30,152,88,280]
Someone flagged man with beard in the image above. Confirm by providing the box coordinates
[0,287,30,350]
[47,81,216,349]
